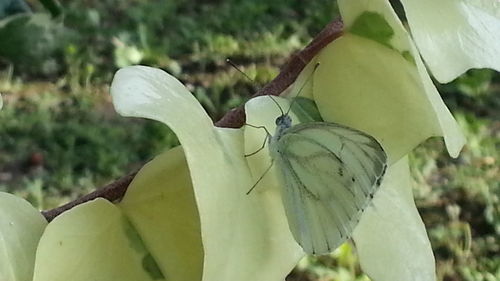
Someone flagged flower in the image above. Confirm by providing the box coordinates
[2,1,499,281]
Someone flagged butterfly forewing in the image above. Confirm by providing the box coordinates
[276,153,345,254]
[271,121,387,255]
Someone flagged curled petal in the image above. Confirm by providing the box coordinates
[401,0,500,83]
[309,0,465,163]
[111,66,303,281]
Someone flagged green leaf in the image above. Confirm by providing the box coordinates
[346,9,415,64]
[350,11,394,48]
[338,0,410,53]
[39,0,61,18]
[353,157,435,281]
[290,97,324,123]
[400,0,500,83]
[111,66,305,281]
[33,199,164,281]
[0,13,67,75]
[0,0,30,19]
[0,192,47,281]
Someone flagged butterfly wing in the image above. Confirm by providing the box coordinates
[271,122,387,255]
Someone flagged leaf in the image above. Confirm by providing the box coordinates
[337,0,412,53]
[289,97,324,123]
[353,157,435,281]
[400,0,500,83]
[111,66,304,281]
[39,0,61,18]
[0,13,67,75]
[33,199,164,281]
[0,0,30,19]
[0,192,47,281]
[350,11,395,48]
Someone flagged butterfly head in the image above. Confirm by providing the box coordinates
[275,114,292,130]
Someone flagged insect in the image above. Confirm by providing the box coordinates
[247,97,387,255]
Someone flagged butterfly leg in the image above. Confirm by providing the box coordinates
[244,123,271,135]
[243,124,272,157]
[246,159,274,195]
[245,134,269,157]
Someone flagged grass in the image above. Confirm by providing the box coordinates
[0,74,178,209]
[0,1,499,280]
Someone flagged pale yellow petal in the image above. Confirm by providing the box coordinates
[119,146,203,281]
[0,192,47,281]
[111,66,305,281]
[353,157,435,281]
[33,199,162,281]
[401,0,500,83]
[313,0,465,161]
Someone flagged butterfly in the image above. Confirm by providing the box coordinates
[247,97,387,255]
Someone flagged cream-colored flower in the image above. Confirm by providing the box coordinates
[5,1,500,281]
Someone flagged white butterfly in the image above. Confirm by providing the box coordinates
[248,97,387,255]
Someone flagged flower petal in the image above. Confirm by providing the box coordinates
[314,34,440,163]
[353,157,435,281]
[119,146,204,281]
[110,65,214,151]
[312,0,465,162]
[244,96,304,189]
[401,0,500,83]
[0,192,47,281]
[33,199,164,281]
[111,66,304,281]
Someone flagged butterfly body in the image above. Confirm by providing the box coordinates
[268,114,387,255]
[269,114,293,146]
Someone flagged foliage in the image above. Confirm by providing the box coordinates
[0,0,30,19]
[0,81,177,208]
[0,13,68,76]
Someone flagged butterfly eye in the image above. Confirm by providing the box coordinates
[275,115,292,127]
[275,116,283,126]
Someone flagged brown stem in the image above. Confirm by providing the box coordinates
[42,19,344,222]
[42,171,138,221]
[215,19,344,128]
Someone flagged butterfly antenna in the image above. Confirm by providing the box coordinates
[267,95,285,116]
[226,58,255,83]
[227,58,287,117]
[285,62,320,116]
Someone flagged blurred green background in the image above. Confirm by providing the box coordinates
[0,0,498,280]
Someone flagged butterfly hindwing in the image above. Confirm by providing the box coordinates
[271,122,387,255]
